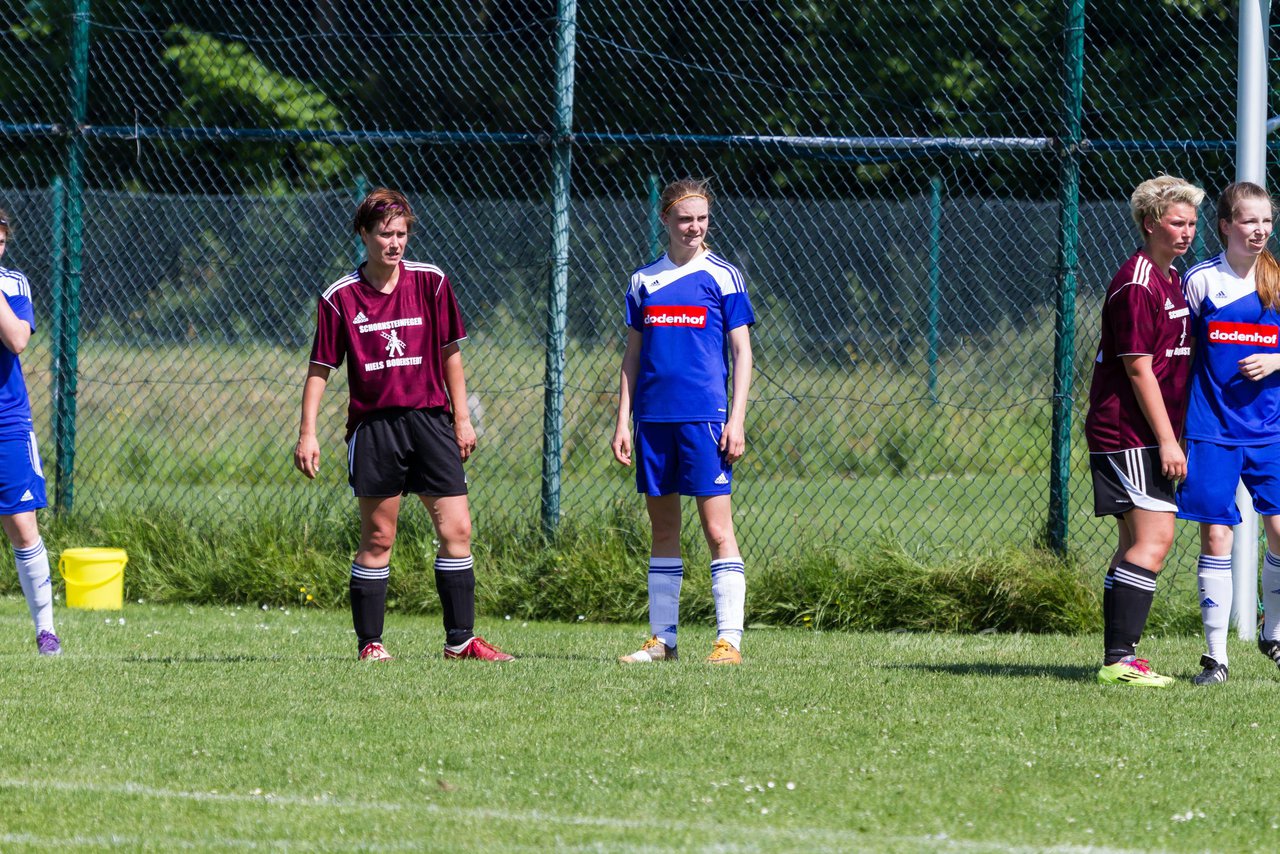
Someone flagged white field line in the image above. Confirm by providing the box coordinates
[0,776,1162,854]
[0,832,427,852]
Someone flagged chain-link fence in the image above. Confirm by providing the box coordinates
[0,1,1262,587]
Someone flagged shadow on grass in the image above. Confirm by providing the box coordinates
[886,662,1098,681]
[494,651,619,664]
[119,651,607,664]
[121,654,349,664]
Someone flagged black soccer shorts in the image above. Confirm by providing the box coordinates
[347,407,468,498]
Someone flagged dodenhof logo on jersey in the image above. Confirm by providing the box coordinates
[1208,321,1280,347]
[644,306,707,328]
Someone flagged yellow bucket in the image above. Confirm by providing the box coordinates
[59,548,127,610]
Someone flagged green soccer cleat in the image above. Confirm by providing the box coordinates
[1097,655,1174,687]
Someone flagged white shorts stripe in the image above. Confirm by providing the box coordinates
[1105,449,1176,513]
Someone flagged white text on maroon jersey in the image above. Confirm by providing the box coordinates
[358,316,424,334]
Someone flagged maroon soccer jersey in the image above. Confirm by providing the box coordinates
[309,260,466,437]
[1084,250,1192,453]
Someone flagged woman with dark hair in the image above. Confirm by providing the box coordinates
[295,187,512,663]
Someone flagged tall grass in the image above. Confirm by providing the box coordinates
[0,499,1199,635]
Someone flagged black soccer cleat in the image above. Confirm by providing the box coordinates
[1191,655,1228,686]
[1259,637,1280,671]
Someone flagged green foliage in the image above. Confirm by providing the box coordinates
[752,534,1100,634]
[161,25,348,191]
[0,2,1245,199]
[6,502,1195,635]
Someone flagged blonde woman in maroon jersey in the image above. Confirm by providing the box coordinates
[1085,174,1203,687]
[294,187,512,663]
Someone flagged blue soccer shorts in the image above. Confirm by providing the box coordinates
[0,430,47,516]
[634,421,732,497]
[1177,438,1280,525]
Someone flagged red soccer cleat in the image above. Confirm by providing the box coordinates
[359,642,393,662]
[443,635,514,661]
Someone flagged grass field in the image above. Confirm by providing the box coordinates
[0,598,1275,852]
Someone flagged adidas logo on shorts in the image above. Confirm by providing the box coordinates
[19,490,32,502]
[714,473,729,485]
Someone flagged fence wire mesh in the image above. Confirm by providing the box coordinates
[0,1,1266,598]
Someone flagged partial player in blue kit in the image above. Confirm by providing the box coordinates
[1176,181,1280,685]
[611,178,754,665]
[0,208,59,655]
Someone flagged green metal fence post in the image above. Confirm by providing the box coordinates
[541,0,576,537]
[48,177,64,487]
[351,174,367,270]
[1048,0,1087,553]
[927,175,942,404]
[57,0,90,513]
[648,172,662,260]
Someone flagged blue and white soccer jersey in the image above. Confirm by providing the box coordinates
[1178,253,1280,522]
[0,267,44,514]
[0,268,35,430]
[626,251,754,496]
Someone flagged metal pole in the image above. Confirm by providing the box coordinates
[57,0,90,513]
[48,176,64,489]
[352,174,367,270]
[927,176,942,403]
[648,172,662,260]
[541,0,576,536]
[1048,0,1086,553]
[1232,0,1269,637]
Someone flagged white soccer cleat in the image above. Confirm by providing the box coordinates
[619,635,676,663]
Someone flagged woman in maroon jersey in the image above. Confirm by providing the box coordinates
[1085,174,1204,687]
[294,187,512,663]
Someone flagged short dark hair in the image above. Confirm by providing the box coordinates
[352,188,416,235]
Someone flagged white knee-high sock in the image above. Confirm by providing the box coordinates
[1263,551,1280,643]
[710,557,745,649]
[14,539,53,634]
[1197,554,1232,665]
[648,557,682,649]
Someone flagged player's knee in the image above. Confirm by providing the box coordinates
[362,527,396,557]
[438,518,472,551]
[702,522,735,553]
[1203,526,1233,556]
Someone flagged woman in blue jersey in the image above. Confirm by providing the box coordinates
[611,178,755,665]
[1178,181,1280,685]
[0,209,59,655]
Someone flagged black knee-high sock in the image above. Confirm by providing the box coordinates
[350,563,390,651]
[1105,560,1157,664]
[435,555,475,646]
